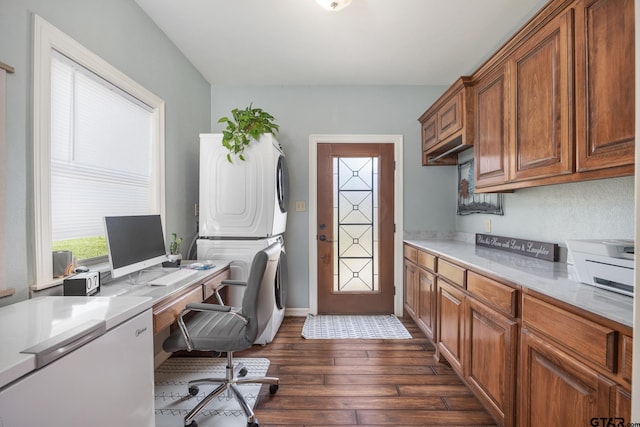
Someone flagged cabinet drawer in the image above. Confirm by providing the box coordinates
[467,271,517,317]
[203,268,231,300]
[404,245,418,263]
[153,285,203,334]
[438,259,466,288]
[523,295,617,372]
[417,250,436,272]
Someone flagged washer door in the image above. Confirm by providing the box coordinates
[275,249,288,310]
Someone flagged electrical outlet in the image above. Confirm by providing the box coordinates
[295,201,306,212]
[485,219,491,232]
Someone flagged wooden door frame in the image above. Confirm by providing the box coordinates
[308,134,404,316]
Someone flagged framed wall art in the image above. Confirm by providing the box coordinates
[457,159,504,216]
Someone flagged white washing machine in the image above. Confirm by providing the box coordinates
[199,133,289,238]
[197,235,287,345]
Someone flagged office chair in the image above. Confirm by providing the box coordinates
[162,242,281,427]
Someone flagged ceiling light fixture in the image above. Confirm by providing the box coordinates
[315,0,352,12]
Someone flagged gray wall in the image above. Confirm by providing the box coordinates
[0,0,210,305]
[211,86,634,310]
[211,85,455,309]
[455,149,635,246]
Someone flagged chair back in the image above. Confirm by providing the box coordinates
[242,242,281,342]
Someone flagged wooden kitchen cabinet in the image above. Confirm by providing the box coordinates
[466,296,518,427]
[417,269,436,341]
[419,77,474,165]
[437,279,466,376]
[474,61,511,188]
[509,9,573,183]
[520,329,618,427]
[403,254,418,320]
[574,0,635,174]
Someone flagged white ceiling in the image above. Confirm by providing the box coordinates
[134,0,548,86]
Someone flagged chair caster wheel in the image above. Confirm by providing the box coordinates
[188,385,199,396]
[269,384,279,394]
[185,420,197,427]
[247,418,259,427]
[239,367,248,377]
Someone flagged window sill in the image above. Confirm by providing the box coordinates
[0,288,15,298]
[30,278,63,291]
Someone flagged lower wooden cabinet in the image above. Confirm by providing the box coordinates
[417,269,436,341]
[437,279,465,375]
[466,297,517,427]
[520,329,619,427]
[403,258,418,319]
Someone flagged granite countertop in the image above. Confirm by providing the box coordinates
[404,239,633,328]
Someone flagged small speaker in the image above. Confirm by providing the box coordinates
[63,271,100,296]
[52,251,72,277]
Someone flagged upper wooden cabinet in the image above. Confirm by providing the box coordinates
[474,61,511,188]
[509,9,574,182]
[424,0,635,191]
[418,77,474,165]
[574,0,635,173]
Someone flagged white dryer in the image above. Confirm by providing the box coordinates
[197,235,287,345]
[199,133,289,238]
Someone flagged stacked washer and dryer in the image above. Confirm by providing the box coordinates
[197,133,289,345]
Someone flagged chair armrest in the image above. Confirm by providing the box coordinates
[185,302,231,312]
[221,280,247,287]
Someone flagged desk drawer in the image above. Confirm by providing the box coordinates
[152,285,203,334]
[203,268,231,301]
[523,295,617,372]
[438,259,466,288]
[417,250,436,272]
[467,271,518,317]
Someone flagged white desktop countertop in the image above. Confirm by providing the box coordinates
[97,262,231,301]
[0,296,153,390]
[405,239,633,328]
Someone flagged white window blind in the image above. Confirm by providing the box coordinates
[50,51,154,244]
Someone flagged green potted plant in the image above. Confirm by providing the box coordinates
[218,104,279,162]
[163,233,183,267]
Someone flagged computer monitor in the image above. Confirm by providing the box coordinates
[104,214,168,279]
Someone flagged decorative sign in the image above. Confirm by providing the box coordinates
[475,233,559,262]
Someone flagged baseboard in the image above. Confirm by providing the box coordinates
[285,307,309,317]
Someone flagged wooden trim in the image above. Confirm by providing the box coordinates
[0,62,14,74]
[0,288,16,298]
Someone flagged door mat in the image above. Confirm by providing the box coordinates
[301,314,412,339]
[154,357,269,427]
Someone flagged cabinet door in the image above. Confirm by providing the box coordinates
[417,269,436,341]
[421,115,438,151]
[466,297,517,427]
[403,259,418,320]
[437,280,465,375]
[574,0,635,172]
[520,329,616,427]
[474,62,510,188]
[510,10,573,182]
[437,91,463,142]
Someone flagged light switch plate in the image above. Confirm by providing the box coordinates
[295,201,306,212]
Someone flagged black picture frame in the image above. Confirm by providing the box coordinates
[457,159,504,216]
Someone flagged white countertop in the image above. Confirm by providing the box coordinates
[405,239,633,328]
[0,296,153,390]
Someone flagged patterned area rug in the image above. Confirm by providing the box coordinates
[154,357,269,427]
[301,314,412,339]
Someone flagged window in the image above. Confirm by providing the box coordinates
[33,16,165,289]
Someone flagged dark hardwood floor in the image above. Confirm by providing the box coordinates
[235,316,496,426]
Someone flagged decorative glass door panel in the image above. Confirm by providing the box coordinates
[317,143,394,314]
[333,157,379,293]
